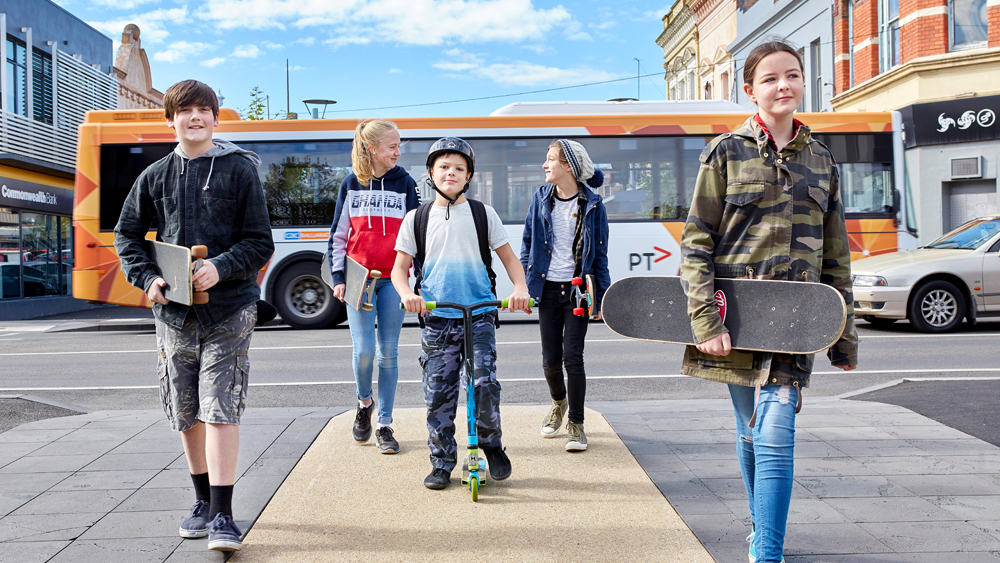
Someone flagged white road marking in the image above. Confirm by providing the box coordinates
[4,370,1000,392]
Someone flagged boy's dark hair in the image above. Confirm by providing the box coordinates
[743,39,804,86]
[164,80,219,120]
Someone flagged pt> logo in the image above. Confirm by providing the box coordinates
[715,290,727,323]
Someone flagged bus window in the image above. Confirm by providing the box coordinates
[99,143,173,231]
[840,163,893,214]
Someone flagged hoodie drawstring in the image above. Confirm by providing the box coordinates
[203,156,216,191]
[380,177,386,236]
[367,176,388,235]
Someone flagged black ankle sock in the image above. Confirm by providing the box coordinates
[191,472,211,503]
[209,485,234,520]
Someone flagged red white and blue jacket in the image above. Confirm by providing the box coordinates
[327,166,419,287]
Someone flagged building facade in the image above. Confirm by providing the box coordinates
[831,0,999,242]
[0,0,117,320]
[658,0,701,100]
[114,24,163,110]
[728,0,837,112]
[691,0,738,102]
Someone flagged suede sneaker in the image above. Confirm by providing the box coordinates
[566,422,588,451]
[178,499,210,539]
[747,531,784,563]
[352,402,374,442]
[481,445,511,480]
[424,468,451,490]
[376,426,400,454]
[541,398,568,437]
[207,513,242,552]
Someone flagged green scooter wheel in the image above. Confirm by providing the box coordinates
[470,477,479,501]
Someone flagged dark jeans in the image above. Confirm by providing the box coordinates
[539,280,589,424]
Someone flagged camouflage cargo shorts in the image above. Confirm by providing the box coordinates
[155,303,256,432]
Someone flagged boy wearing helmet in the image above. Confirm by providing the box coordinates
[392,137,531,490]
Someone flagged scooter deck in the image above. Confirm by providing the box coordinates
[602,276,847,354]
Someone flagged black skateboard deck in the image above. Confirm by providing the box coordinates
[602,276,847,354]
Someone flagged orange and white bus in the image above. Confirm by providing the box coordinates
[73,100,917,328]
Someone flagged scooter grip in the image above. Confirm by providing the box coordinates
[500,298,535,308]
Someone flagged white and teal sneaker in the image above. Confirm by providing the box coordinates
[747,531,784,563]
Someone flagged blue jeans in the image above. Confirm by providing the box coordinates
[346,278,405,425]
[729,383,798,563]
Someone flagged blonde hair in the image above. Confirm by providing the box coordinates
[351,119,399,186]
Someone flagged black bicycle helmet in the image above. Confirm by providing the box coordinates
[425,137,476,219]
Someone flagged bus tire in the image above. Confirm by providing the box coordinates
[273,261,344,329]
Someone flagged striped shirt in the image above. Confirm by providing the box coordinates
[547,193,579,282]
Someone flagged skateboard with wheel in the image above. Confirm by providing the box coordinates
[602,276,846,354]
[344,256,381,312]
[570,274,596,317]
[402,297,535,501]
[147,240,209,306]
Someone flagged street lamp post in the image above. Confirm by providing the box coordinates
[303,99,337,119]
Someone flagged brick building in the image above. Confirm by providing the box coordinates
[831,0,999,242]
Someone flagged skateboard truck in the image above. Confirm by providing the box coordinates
[570,276,592,317]
[360,270,382,312]
[192,245,209,305]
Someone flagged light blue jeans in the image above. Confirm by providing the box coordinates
[346,278,405,425]
[729,383,798,563]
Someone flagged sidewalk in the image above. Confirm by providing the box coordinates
[1,398,999,562]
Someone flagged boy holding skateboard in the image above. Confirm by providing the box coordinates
[114,80,273,552]
[391,137,531,490]
[680,41,857,563]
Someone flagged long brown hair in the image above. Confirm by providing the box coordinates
[351,119,399,186]
[742,39,804,86]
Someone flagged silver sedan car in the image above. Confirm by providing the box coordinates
[851,214,1000,332]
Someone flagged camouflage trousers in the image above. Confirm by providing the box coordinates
[420,312,502,471]
[155,303,257,432]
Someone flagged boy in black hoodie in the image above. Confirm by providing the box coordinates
[114,80,273,552]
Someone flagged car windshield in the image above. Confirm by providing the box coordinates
[924,217,1000,249]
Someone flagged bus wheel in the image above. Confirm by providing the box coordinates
[273,262,344,329]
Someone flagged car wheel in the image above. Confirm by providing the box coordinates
[861,315,897,327]
[273,261,345,329]
[908,280,965,333]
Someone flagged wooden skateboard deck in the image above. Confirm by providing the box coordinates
[148,240,193,306]
[602,276,847,354]
[344,256,381,312]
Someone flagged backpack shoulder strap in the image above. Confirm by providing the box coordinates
[467,198,498,300]
[413,202,434,294]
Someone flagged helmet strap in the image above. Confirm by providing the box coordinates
[432,183,470,220]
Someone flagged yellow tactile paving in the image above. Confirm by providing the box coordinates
[232,406,713,563]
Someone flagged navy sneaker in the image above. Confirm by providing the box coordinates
[376,426,400,454]
[207,513,242,552]
[481,445,511,481]
[178,500,210,538]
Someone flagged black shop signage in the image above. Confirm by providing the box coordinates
[0,176,73,215]
[900,94,1000,149]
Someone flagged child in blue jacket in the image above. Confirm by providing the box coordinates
[520,139,610,452]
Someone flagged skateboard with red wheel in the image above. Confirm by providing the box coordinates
[148,240,209,306]
[570,274,596,317]
[601,276,847,354]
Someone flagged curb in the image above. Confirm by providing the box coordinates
[0,393,93,413]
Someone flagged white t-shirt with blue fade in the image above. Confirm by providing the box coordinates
[395,201,509,319]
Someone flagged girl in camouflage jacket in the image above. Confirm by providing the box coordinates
[679,41,858,563]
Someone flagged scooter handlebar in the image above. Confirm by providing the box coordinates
[399,298,535,311]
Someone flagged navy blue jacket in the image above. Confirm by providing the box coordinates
[520,183,610,308]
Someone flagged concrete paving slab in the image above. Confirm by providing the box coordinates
[83,452,184,472]
[49,469,159,491]
[794,456,880,477]
[859,520,1000,553]
[0,472,72,494]
[783,522,894,556]
[47,537,184,563]
[890,473,1000,496]
[231,406,714,563]
[78,510,189,540]
[925,495,1000,520]
[30,439,122,457]
[12,489,131,516]
[908,439,1000,456]
[0,493,34,519]
[900,553,1000,563]
[938,455,1000,473]
[823,497,962,523]
[0,512,104,542]
[796,476,916,499]
[0,453,103,474]
[856,455,968,476]
[0,540,70,563]
[114,487,194,513]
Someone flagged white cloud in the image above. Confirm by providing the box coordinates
[433,49,625,87]
[87,6,188,46]
[389,68,401,73]
[153,40,216,63]
[232,44,262,58]
[262,41,285,49]
[643,3,675,18]
[202,57,227,68]
[197,0,573,46]
[564,20,592,41]
[89,0,160,9]
[292,36,317,46]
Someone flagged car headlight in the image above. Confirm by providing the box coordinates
[852,275,888,287]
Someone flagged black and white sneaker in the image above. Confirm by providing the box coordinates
[352,402,374,442]
[481,445,511,481]
[376,426,400,454]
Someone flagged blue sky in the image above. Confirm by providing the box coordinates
[62,0,675,119]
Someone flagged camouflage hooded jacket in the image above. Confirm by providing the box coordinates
[679,116,859,388]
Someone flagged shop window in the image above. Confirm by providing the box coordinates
[21,212,60,297]
[0,208,19,299]
[950,0,988,50]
